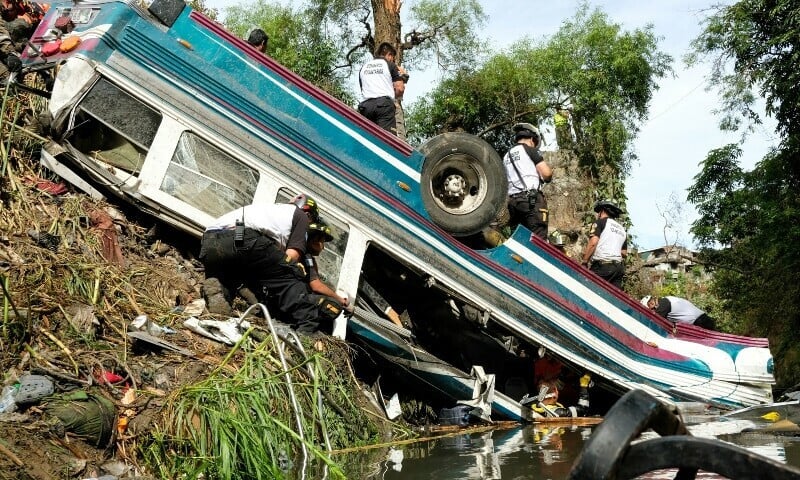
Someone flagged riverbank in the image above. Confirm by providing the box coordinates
[0,85,398,478]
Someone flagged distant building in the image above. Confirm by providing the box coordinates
[637,245,711,286]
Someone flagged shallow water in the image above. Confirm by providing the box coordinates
[337,421,800,479]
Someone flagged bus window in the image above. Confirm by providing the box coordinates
[160,132,260,218]
[70,78,161,174]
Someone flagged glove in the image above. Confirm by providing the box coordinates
[5,54,21,73]
[579,374,593,388]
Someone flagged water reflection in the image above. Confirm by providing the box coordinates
[339,422,800,480]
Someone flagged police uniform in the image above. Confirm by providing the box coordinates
[199,203,342,334]
[655,296,716,330]
[504,143,548,239]
[588,217,627,288]
[358,56,402,133]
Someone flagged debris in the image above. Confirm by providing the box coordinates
[0,385,18,413]
[23,174,68,195]
[126,331,196,357]
[183,316,250,345]
[43,390,117,448]
[130,314,176,337]
[181,299,205,317]
[95,371,124,385]
[14,374,54,405]
[88,209,125,267]
[27,229,61,251]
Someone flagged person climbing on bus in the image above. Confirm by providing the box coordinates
[504,122,553,240]
[581,200,627,288]
[641,295,716,331]
[358,42,405,135]
[245,28,268,54]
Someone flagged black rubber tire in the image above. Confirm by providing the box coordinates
[419,132,507,237]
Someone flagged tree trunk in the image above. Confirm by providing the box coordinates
[371,0,403,63]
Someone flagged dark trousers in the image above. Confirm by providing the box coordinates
[508,191,548,240]
[590,261,625,289]
[358,96,397,134]
[693,313,716,331]
[199,229,339,334]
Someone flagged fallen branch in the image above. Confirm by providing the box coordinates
[37,324,79,376]
[0,442,24,466]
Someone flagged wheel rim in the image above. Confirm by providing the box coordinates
[427,153,488,216]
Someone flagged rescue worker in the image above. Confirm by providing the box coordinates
[581,200,627,288]
[358,42,405,134]
[199,194,343,335]
[504,122,553,240]
[304,220,349,309]
[642,295,717,331]
[527,374,592,418]
[548,230,567,254]
[553,108,574,150]
[246,28,268,53]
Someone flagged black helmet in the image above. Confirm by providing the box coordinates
[512,122,541,142]
[291,193,320,222]
[593,200,623,218]
[308,221,333,241]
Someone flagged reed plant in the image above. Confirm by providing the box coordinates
[141,333,384,479]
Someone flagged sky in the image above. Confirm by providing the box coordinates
[206,0,778,251]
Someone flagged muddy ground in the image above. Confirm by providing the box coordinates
[0,167,360,478]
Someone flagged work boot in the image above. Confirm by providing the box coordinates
[203,277,233,316]
[237,286,259,306]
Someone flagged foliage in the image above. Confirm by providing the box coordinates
[188,0,218,21]
[407,3,672,206]
[221,0,487,105]
[401,0,488,70]
[141,333,382,479]
[290,0,487,66]
[224,2,355,104]
[687,0,800,391]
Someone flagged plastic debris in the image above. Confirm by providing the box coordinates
[130,315,176,336]
[183,317,251,345]
[0,385,18,413]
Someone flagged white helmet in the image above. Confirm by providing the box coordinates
[640,295,652,307]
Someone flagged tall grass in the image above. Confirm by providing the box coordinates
[141,332,383,479]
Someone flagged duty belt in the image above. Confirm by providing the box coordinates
[594,259,621,265]
[509,189,541,199]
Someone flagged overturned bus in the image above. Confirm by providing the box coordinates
[16,0,775,420]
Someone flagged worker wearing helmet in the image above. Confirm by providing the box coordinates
[504,122,553,240]
[199,194,343,334]
[304,220,350,312]
[581,200,628,288]
[548,230,567,253]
